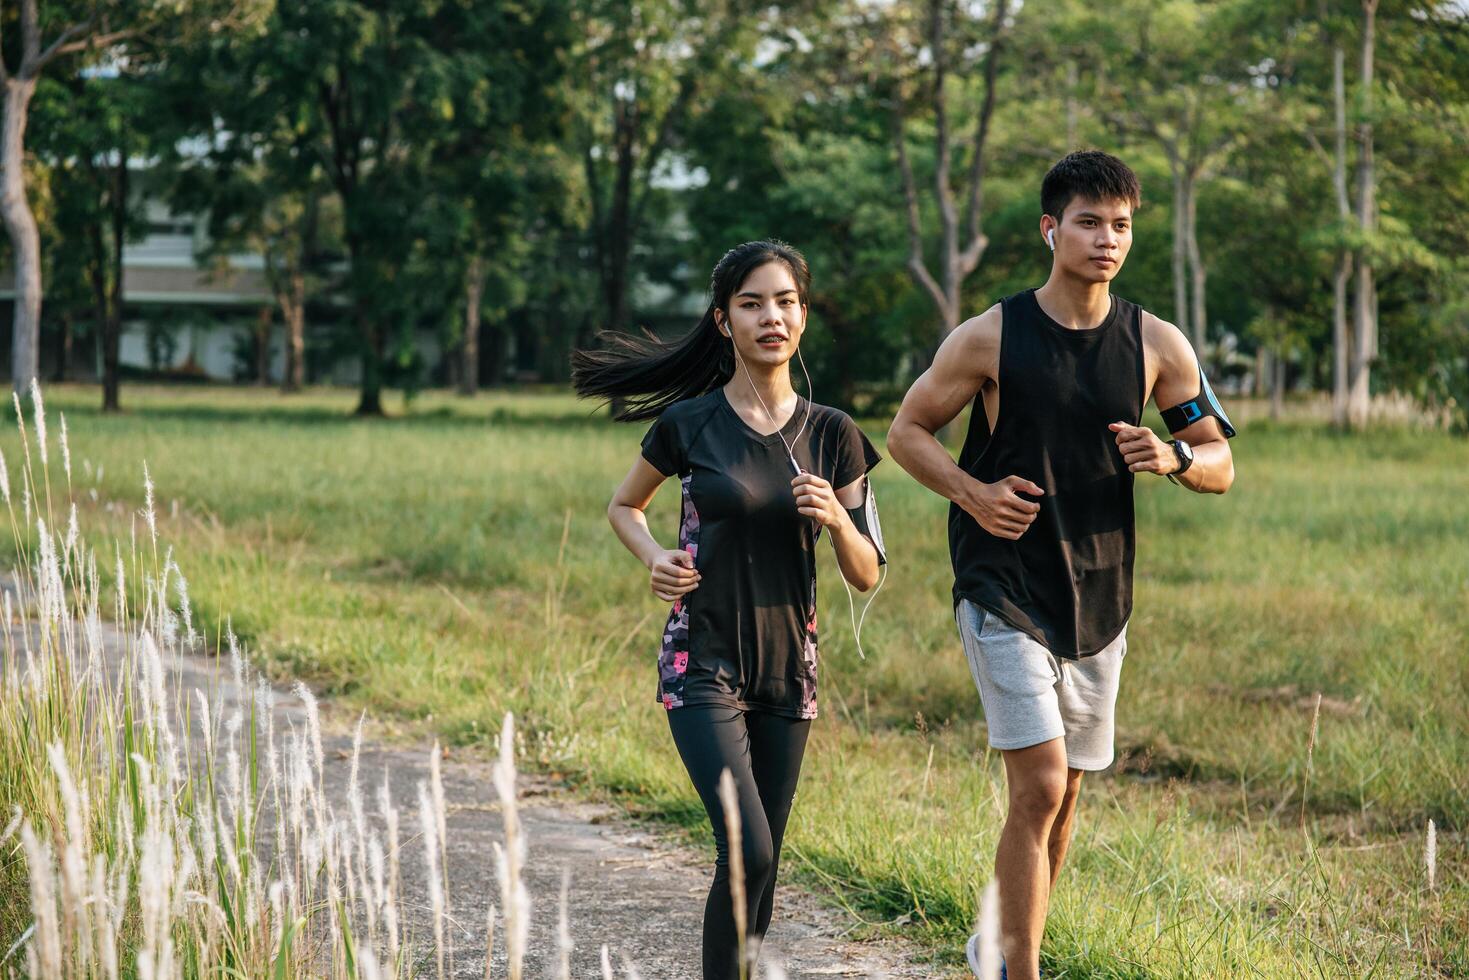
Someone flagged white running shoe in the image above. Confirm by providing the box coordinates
[965,932,1007,979]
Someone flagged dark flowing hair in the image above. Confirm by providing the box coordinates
[571,240,811,422]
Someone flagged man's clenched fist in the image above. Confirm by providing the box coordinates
[1108,422,1178,475]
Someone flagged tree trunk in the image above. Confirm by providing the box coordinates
[1169,162,1191,343]
[1329,42,1353,428]
[893,0,1007,374]
[254,306,272,385]
[1254,346,1270,398]
[603,102,636,336]
[1348,260,1375,426]
[102,157,127,413]
[280,270,305,393]
[1331,254,1351,425]
[99,300,121,412]
[344,229,385,415]
[354,300,384,416]
[1270,345,1285,420]
[1184,171,1207,360]
[597,107,639,419]
[459,254,485,396]
[86,213,113,401]
[1346,0,1379,429]
[2,77,41,396]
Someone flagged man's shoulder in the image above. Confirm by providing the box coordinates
[953,301,1005,344]
[1136,308,1196,364]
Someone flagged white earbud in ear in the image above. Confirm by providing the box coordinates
[1047,228,1056,252]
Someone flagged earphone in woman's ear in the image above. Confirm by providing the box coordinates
[1047,228,1056,252]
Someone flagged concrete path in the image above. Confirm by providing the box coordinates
[83,615,961,979]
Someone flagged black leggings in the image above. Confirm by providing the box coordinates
[667,706,811,980]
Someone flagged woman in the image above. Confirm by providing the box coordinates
[572,241,885,979]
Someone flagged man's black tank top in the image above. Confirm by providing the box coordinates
[949,288,1145,659]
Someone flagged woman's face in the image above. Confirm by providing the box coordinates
[718,261,807,371]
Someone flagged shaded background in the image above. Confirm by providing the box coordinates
[0,0,1464,427]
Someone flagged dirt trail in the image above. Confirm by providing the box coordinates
[103,620,961,979]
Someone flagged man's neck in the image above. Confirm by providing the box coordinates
[1034,273,1113,330]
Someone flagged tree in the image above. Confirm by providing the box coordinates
[1,0,261,397]
[185,0,572,414]
[574,0,763,341]
[1344,0,1380,427]
[173,158,339,394]
[2,3,128,395]
[25,88,97,384]
[681,12,917,410]
[1091,1,1266,359]
[427,3,570,396]
[29,60,168,411]
[887,0,1011,357]
[1266,0,1464,427]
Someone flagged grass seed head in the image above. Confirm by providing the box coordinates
[58,413,70,483]
[1426,819,1437,893]
[30,379,47,466]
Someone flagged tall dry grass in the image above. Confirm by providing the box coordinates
[0,385,583,977]
[0,383,930,978]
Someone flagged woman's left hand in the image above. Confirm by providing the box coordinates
[791,472,845,528]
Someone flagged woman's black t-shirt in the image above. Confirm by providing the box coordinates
[640,388,881,719]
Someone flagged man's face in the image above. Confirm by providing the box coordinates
[1045,197,1134,283]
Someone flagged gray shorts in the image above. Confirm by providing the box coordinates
[954,598,1127,771]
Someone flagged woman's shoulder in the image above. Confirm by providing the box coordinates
[804,400,862,432]
[651,390,723,431]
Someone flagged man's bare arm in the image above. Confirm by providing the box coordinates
[887,306,1045,540]
[1117,314,1234,494]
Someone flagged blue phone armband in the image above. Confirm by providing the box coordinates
[1160,367,1236,439]
[844,479,887,566]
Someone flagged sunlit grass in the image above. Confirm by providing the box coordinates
[5,383,1463,977]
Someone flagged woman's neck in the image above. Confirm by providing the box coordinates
[725,361,798,428]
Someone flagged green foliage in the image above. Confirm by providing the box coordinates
[20,0,1469,419]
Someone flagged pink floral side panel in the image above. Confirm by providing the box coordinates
[796,571,819,718]
[658,475,699,709]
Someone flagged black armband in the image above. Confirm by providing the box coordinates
[1160,367,1236,439]
[844,478,887,565]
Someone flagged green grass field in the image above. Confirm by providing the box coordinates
[6,384,1464,977]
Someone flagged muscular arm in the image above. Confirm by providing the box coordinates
[887,308,995,500]
[887,307,1045,540]
[1121,314,1235,495]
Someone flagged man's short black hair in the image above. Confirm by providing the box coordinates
[1041,151,1141,219]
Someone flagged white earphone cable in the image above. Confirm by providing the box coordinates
[727,328,880,660]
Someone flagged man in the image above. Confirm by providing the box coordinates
[886,150,1236,980]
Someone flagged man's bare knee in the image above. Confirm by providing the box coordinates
[1000,740,1071,829]
[1010,771,1068,825]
